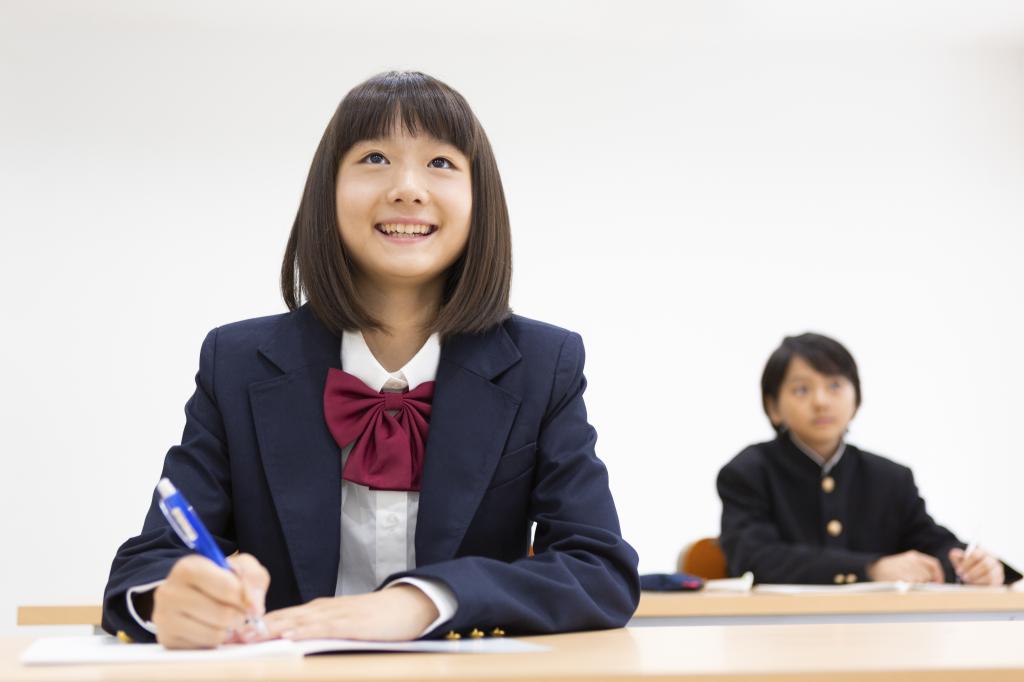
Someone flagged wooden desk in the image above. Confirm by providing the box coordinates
[632,587,1024,626]
[16,607,101,628]
[5,622,1024,681]
[20,589,1024,630]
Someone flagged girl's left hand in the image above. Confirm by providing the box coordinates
[949,546,1004,586]
[262,585,439,641]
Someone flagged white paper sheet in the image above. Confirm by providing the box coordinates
[754,581,1011,595]
[21,634,546,666]
[702,572,754,593]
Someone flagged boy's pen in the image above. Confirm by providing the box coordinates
[156,478,268,636]
[955,541,978,584]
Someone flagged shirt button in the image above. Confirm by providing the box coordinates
[827,519,843,537]
[384,513,399,528]
[821,476,835,493]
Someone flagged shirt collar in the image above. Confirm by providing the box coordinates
[788,431,846,475]
[340,329,441,392]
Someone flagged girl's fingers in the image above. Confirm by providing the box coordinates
[228,554,270,617]
[174,557,249,611]
[158,609,231,649]
[171,587,247,631]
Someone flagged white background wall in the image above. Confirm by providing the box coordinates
[2,0,1023,636]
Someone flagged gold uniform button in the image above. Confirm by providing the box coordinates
[821,476,835,493]
[834,573,845,584]
[469,628,485,639]
[827,519,843,537]
[445,630,461,640]
[491,627,506,637]
[846,573,858,584]
[115,630,134,644]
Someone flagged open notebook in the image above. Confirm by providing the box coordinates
[21,634,545,666]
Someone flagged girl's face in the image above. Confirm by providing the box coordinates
[766,355,858,454]
[336,128,473,291]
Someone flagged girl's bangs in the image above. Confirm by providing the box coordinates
[338,72,478,156]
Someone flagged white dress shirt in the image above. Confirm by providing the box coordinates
[336,329,456,632]
[127,330,456,636]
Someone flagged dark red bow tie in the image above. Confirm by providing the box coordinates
[323,368,435,492]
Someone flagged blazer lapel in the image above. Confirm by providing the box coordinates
[416,324,523,565]
[249,306,342,603]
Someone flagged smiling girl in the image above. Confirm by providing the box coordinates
[717,332,1020,586]
[102,71,640,648]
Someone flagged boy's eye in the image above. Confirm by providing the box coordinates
[829,381,842,390]
[428,157,454,169]
[793,386,808,396]
[362,152,388,165]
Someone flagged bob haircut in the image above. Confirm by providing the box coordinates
[281,71,512,338]
[760,332,862,432]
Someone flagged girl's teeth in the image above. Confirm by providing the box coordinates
[379,223,432,235]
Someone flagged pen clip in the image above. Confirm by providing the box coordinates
[159,497,199,548]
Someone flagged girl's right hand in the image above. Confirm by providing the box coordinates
[152,553,270,649]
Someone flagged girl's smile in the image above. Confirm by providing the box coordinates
[375,217,439,242]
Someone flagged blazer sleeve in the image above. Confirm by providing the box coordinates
[898,468,1022,584]
[717,460,881,584]
[101,328,238,642]
[388,332,641,637]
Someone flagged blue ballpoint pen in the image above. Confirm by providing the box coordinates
[156,478,268,636]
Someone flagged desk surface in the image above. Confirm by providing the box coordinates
[5,622,1024,682]
[635,586,1024,617]
[22,588,1024,628]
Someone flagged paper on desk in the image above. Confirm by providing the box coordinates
[702,572,754,593]
[21,634,545,665]
[754,581,1010,595]
[755,581,911,595]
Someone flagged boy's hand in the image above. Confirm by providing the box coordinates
[867,550,944,583]
[152,553,269,649]
[949,546,1004,586]
[264,584,438,641]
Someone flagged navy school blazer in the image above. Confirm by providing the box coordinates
[102,305,641,641]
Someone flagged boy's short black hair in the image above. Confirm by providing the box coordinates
[761,332,862,431]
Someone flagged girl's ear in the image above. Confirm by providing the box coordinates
[765,397,784,430]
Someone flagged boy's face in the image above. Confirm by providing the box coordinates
[766,355,858,455]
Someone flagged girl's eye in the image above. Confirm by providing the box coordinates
[793,386,808,396]
[428,157,454,169]
[362,152,388,165]
[829,381,842,390]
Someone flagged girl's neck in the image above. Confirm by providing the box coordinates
[357,275,443,372]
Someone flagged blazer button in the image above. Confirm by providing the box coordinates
[827,519,843,537]
[445,631,461,640]
[846,573,858,584]
[469,628,485,639]
[491,627,506,637]
[834,573,845,584]
[821,476,835,493]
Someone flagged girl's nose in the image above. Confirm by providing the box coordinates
[386,166,430,205]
